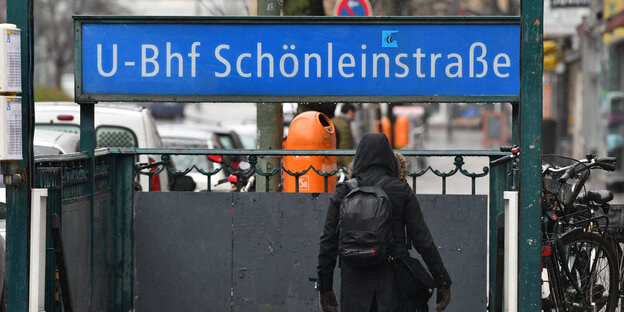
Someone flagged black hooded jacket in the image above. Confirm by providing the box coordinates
[317,133,451,311]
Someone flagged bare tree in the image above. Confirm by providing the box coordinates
[0,0,6,23]
[459,0,520,16]
[324,0,518,17]
[34,0,128,88]
[370,0,519,17]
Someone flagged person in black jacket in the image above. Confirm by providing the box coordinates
[317,133,451,312]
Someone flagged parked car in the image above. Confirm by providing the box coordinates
[1,130,81,211]
[0,129,82,301]
[157,125,237,192]
[146,102,186,119]
[33,129,81,155]
[183,102,258,148]
[190,124,245,151]
[34,102,171,191]
[159,122,246,157]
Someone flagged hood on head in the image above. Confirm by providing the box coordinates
[351,133,398,180]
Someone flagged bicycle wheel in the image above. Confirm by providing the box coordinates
[554,231,619,312]
[603,234,624,311]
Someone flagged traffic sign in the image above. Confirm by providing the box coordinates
[334,0,372,17]
[75,17,520,103]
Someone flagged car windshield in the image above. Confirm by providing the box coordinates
[239,135,255,149]
[169,155,214,172]
[161,137,217,172]
[35,124,80,135]
[217,135,235,149]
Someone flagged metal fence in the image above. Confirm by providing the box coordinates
[116,148,508,194]
[34,151,134,311]
[33,148,511,312]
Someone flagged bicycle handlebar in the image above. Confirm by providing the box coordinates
[490,155,512,166]
[490,145,520,166]
[499,145,519,153]
[596,161,616,172]
[557,167,576,183]
[545,155,617,183]
[596,157,616,163]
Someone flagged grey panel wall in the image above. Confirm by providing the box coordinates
[61,196,92,312]
[134,192,233,312]
[61,191,114,311]
[93,192,113,311]
[231,193,329,311]
[134,193,487,312]
[416,195,488,311]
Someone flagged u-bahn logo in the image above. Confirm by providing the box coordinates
[382,30,398,48]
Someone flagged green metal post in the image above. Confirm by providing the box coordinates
[489,161,510,311]
[112,154,133,311]
[40,169,61,310]
[519,0,543,310]
[79,103,96,308]
[6,1,33,310]
[256,0,283,192]
[512,102,520,146]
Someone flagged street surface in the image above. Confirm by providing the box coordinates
[409,125,492,195]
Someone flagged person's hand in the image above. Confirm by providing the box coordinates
[319,290,338,312]
[436,287,451,311]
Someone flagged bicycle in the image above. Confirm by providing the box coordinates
[595,195,624,311]
[572,161,624,310]
[540,154,619,311]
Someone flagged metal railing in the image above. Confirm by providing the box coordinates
[30,148,511,311]
[108,148,509,194]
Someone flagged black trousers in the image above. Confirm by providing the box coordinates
[368,296,429,312]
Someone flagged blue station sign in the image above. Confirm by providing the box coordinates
[75,17,520,102]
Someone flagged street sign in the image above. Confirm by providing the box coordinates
[75,17,520,103]
[334,0,372,17]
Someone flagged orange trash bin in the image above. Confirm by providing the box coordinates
[394,115,410,149]
[374,117,393,146]
[283,111,337,193]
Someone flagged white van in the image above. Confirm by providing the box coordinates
[35,102,170,191]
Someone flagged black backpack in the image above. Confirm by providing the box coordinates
[338,177,392,268]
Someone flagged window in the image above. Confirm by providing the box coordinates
[35,124,80,135]
[169,155,214,172]
[217,135,235,149]
[96,126,138,148]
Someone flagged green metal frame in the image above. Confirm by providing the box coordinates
[33,152,133,311]
[6,1,33,311]
[3,2,542,310]
[519,0,543,308]
[73,15,520,104]
[108,147,508,156]
[488,161,511,311]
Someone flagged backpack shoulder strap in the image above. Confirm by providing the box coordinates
[373,175,394,189]
[345,178,358,190]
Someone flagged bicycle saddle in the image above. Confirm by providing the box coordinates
[577,190,614,205]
